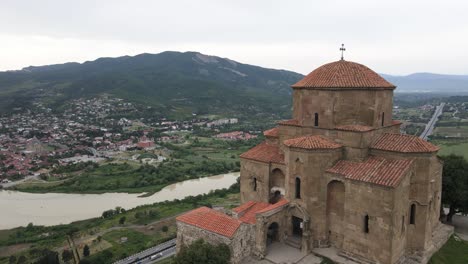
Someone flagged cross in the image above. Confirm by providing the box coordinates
[340,44,346,60]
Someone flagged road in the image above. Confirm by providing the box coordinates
[420,102,445,140]
[0,174,43,188]
[113,238,176,264]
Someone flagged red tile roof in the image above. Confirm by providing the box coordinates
[176,207,241,238]
[238,202,270,224]
[371,133,440,153]
[292,60,395,89]
[264,127,279,137]
[256,199,289,214]
[335,124,374,132]
[240,142,285,164]
[284,135,342,150]
[326,156,413,187]
[232,201,257,214]
[233,199,289,224]
[278,119,301,127]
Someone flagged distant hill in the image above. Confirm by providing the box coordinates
[1,53,468,118]
[0,51,303,119]
[382,73,468,93]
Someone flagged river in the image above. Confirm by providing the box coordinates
[0,172,239,230]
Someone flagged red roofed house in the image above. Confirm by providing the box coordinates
[176,57,452,264]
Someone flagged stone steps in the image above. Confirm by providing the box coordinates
[285,237,301,249]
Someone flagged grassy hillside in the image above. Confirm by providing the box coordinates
[0,51,303,119]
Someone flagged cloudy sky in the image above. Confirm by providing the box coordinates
[1,0,467,75]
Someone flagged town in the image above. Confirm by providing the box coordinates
[0,95,257,184]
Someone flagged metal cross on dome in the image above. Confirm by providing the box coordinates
[340,44,346,60]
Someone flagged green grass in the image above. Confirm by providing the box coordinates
[436,141,468,160]
[429,236,468,264]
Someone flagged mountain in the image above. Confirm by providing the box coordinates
[382,73,468,93]
[0,51,303,119]
[1,53,468,119]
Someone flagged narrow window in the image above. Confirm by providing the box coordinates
[364,215,370,233]
[401,216,405,233]
[295,177,301,199]
[410,204,416,225]
[381,112,385,126]
[253,177,257,191]
[314,113,319,127]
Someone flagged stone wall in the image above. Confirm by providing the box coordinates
[240,159,271,203]
[292,89,394,128]
[323,174,402,264]
[176,221,255,264]
[370,150,443,253]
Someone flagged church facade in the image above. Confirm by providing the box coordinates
[176,59,452,264]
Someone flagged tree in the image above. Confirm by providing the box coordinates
[35,250,59,264]
[161,226,169,232]
[440,154,468,222]
[62,249,74,263]
[119,216,126,225]
[17,256,27,264]
[83,245,90,257]
[8,256,16,264]
[173,239,230,264]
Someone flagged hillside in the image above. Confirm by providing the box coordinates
[382,73,468,93]
[0,51,303,119]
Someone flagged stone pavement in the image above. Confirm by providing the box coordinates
[452,214,468,241]
[313,247,359,264]
[241,242,323,264]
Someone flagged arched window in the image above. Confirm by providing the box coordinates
[295,177,301,199]
[253,177,257,191]
[364,214,370,233]
[410,204,416,225]
[381,112,385,127]
[314,113,319,127]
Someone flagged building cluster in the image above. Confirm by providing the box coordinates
[213,131,257,141]
[0,95,252,180]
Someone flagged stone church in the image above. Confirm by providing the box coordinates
[176,58,452,264]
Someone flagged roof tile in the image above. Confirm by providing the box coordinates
[284,135,342,150]
[232,199,289,224]
[326,156,413,187]
[371,133,439,153]
[240,142,285,164]
[264,127,280,137]
[278,119,301,127]
[176,207,241,238]
[292,60,395,89]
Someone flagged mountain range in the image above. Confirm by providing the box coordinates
[0,51,467,118]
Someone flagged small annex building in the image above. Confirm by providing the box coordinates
[176,58,453,264]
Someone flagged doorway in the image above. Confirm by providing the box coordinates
[267,222,280,245]
[292,216,303,237]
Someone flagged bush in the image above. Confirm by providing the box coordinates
[173,239,230,264]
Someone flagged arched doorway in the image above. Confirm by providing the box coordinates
[269,169,285,203]
[267,222,280,245]
[326,180,345,247]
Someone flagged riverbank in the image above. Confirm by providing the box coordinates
[0,172,239,230]
[0,183,240,264]
[7,160,239,194]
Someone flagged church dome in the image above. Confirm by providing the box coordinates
[292,60,395,89]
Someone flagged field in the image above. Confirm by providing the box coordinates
[435,140,468,159]
[429,236,468,264]
[433,126,468,138]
